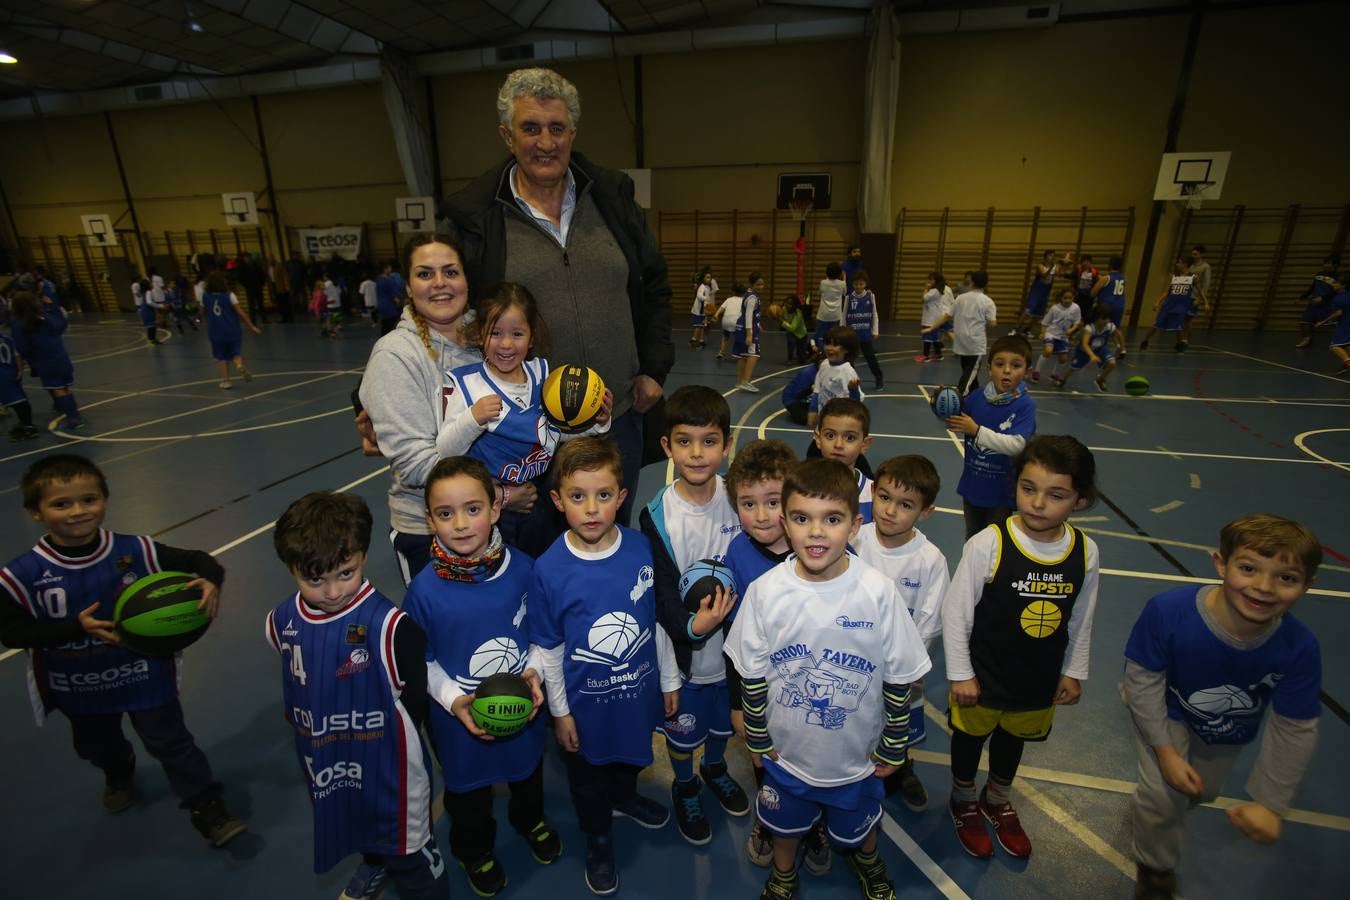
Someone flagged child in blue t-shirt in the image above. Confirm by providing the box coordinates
[1123,514,1323,900]
[941,334,1037,539]
[1314,286,1350,371]
[0,327,39,441]
[845,270,884,390]
[10,290,84,429]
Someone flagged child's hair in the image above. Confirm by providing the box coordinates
[928,271,946,294]
[816,397,870,436]
[873,455,940,508]
[852,269,869,285]
[1218,514,1322,578]
[1014,435,1099,509]
[1059,287,1076,302]
[1079,254,1094,264]
[552,436,624,490]
[205,270,227,293]
[273,491,374,580]
[401,232,467,360]
[663,384,731,441]
[21,454,109,511]
[971,271,989,289]
[825,261,842,279]
[1191,244,1206,255]
[783,294,799,311]
[1109,255,1124,270]
[1172,259,1189,275]
[473,281,550,360]
[824,325,860,359]
[694,265,712,284]
[746,271,764,289]
[989,333,1034,365]
[424,456,497,509]
[725,439,796,506]
[783,459,859,518]
[1042,249,1056,261]
[1092,302,1113,322]
[10,291,42,333]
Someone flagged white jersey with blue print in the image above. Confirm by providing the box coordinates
[853,525,949,643]
[856,469,874,525]
[811,359,862,410]
[448,358,560,484]
[1040,303,1082,341]
[402,548,546,792]
[266,583,431,873]
[725,557,931,787]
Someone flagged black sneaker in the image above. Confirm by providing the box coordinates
[800,818,831,875]
[1175,340,1188,352]
[189,793,248,847]
[1139,339,1150,351]
[583,834,617,896]
[746,817,774,867]
[8,424,41,442]
[612,793,669,829]
[846,851,897,900]
[1135,863,1178,900]
[339,862,389,900]
[525,820,561,864]
[671,777,711,845]
[460,852,507,897]
[699,760,750,816]
[759,868,799,900]
[886,759,928,812]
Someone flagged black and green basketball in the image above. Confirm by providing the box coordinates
[113,571,210,656]
[1125,375,1151,397]
[470,673,534,738]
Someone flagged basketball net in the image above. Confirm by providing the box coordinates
[1179,182,1210,210]
[790,199,812,297]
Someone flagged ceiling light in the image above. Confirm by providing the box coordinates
[185,19,205,34]
[0,52,18,65]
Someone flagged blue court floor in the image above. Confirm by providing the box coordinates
[0,314,1345,899]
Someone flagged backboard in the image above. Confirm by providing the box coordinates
[776,173,832,210]
[81,214,117,247]
[222,192,259,226]
[396,196,435,232]
[1153,151,1230,205]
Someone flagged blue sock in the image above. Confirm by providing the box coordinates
[668,744,695,783]
[702,734,728,769]
[55,394,76,420]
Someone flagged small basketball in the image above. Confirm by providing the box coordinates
[470,672,534,738]
[541,364,606,432]
[1019,600,1063,638]
[704,301,717,315]
[678,558,737,617]
[931,386,964,419]
[767,302,782,318]
[1125,375,1150,397]
[113,571,209,656]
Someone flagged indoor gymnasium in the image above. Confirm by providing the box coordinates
[0,2,1345,899]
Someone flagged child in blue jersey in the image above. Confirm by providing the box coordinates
[1057,303,1123,393]
[166,283,198,334]
[201,270,262,390]
[1295,253,1340,349]
[780,364,814,426]
[1139,260,1207,352]
[808,326,863,428]
[0,327,40,441]
[0,454,245,845]
[1091,255,1128,329]
[269,491,448,900]
[529,437,682,896]
[10,291,84,429]
[638,386,747,846]
[403,457,558,897]
[736,271,766,392]
[845,270,884,390]
[943,334,1037,539]
[1013,249,1059,337]
[810,398,875,522]
[1031,288,1083,384]
[134,276,159,344]
[1073,254,1098,323]
[437,282,614,559]
[943,436,1100,862]
[727,459,932,900]
[1315,285,1350,370]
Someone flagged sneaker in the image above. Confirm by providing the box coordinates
[671,777,711,846]
[102,758,135,814]
[800,818,831,875]
[739,381,761,393]
[873,380,884,391]
[846,851,897,900]
[716,353,726,360]
[949,795,993,858]
[240,368,253,382]
[746,817,774,867]
[525,820,561,864]
[759,869,799,900]
[8,424,42,442]
[1030,369,1040,382]
[612,793,669,829]
[460,852,507,897]
[339,862,388,900]
[914,354,931,363]
[66,419,86,431]
[1095,376,1108,393]
[1134,863,1178,900]
[583,834,618,896]
[189,793,248,848]
[1175,340,1188,352]
[979,787,1031,858]
[1049,374,1064,387]
[219,380,233,389]
[700,760,750,816]
[1294,337,1311,349]
[1139,339,1150,351]
[887,759,928,813]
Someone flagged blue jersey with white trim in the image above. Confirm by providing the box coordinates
[0,333,19,381]
[957,390,1037,508]
[449,358,560,484]
[856,469,874,525]
[0,530,178,721]
[1164,274,1196,310]
[266,583,432,873]
[11,304,71,377]
[845,291,876,341]
[203,291,242,343]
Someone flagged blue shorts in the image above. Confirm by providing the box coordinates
[0,377,27,407]
[1105,299,1125,327]
[37,363,74,390]
[689,314,707,328]
[756,760,884,848]
[1302,300,1328,325]
[1071,348,1115,371]
[1024,294,1049,317]
[138,304,157,327]
[1044,337,1070,355]
[210,339,242,361]
[1154,306,1187,331]
[660,680,732,750]
[733,334,760,358]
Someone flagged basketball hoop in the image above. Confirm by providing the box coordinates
[1178,181,1213,210]
[789,198,813,237]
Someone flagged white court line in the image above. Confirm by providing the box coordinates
[878,814,972,899]
[1189,473,1201,489]
[1155,445,1184,462]
[1294,428,1350,474]
[1150,500,1184,514]
[1097,422,1128,434]
[1199,345,1350,385]
[51,407,350,443]
[1008,778,1136,878]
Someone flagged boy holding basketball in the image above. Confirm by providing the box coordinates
[1124,514,1323,900]
[0,454,245,846]
[269,491,448,900]
[529,437,682,896]
[727,459,931,900]
[402,457,558,898]
[638,385,749,846]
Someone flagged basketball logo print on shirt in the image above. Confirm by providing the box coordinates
[571,611,655,698]
[1012,570,1076,638]
[457,637,524,691]
[768,642,875,731]
[1172,673,1280,740]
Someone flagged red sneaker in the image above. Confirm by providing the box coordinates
[949,796,993,858]
[979,788,1032,858]
[1030,369,1041,382]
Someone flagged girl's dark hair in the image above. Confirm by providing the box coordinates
[824,325,860,359]
[928,271,946,294]
[1015,435,1099,509]
[425,456,497,509]
[694,265,712,284]
[746,271,763,289]
[473,281,549,360]
[825,261,842,279]
[10,291,42,332]
[205,271,227,293]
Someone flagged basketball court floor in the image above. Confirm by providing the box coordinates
[0,315,1345,899]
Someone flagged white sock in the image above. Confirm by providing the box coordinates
[1035,355,1051,374]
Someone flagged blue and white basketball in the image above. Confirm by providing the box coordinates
[678,558,737,616]
[931,386,963,419]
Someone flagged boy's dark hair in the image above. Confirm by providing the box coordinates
[746,270,763,287]
[971,271,989,289]
[1092,302,1114,321]
[663,384,731,441]
[989,333,1033,365]
[21,454,109,511]
[1014,435,1099,509]
[1219,514,1321,578]
[824,325,860,359]
[273,491,374,579]
[1191,245,1206,254]
[851,269,869,284]
[726,439,796,508]
[873,455,940,508]
[816,397,870,435]
[552,436,624,490]
[783,459,859,518]
[825,261,842,279]
[1109,255,1124,270]
[425,456,497,508]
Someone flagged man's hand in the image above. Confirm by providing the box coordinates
[451,694,493,741]
[632,374,663,414]
[555,714,579,752]
[950,677,980,707]
[78,603,118,644]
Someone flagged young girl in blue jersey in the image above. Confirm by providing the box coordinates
[269,491,448,900]
[201,271,262,390]
[1057,303,1122,393]
[1013,250,1059,336]
[846,270,884,390]
[942,334,1037,539]
[1314,284,1350,371]
[402,457,559,897]
[436,282,613,559]
[9,291,84,430]
[0,326,40,441]
[942,436,1100,862]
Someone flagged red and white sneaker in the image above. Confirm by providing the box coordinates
[1029,369,1041,382]
[914,354,932,363]
[979,788,1032,858]
[948,796,993,859]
